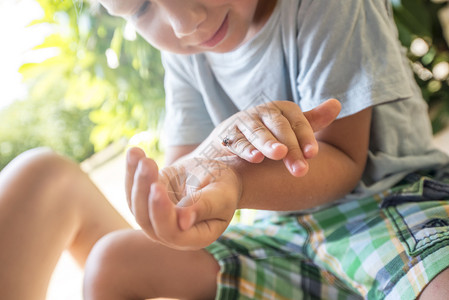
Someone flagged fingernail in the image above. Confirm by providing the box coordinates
[271,142,283,149]
[180,211,196,231]
[250,149,260,156]
[303,144,314,155]
[292,160,306,173]
[188,211,196,228]
[127,151,138,165]
[137,161,148,176]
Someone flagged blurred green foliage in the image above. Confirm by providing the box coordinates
[1,0,449,171]
[0,0,165,170]
[392,0,449,133]
[0,94,94,166]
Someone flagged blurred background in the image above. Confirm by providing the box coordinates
[0,0,166,172]
[1,0,449,172]
[1,0,449,299]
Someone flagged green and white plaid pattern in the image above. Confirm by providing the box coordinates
[206,176,449,299]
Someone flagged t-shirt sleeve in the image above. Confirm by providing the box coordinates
[161,52,215,146]
[295,0,413,117]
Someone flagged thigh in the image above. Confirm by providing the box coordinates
[0,148,130,299]
[304,176,449,299]
[419,267,449,299]
[84,229,220,300]
[205,218,363,300]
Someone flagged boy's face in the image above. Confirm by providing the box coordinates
[99,0,275,54]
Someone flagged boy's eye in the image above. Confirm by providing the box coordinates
[133,1,151,19]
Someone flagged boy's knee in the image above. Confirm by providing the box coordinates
[419,267,449,299]
[2,147,74,183]
[0,148,82,214]
[3,147,58,170]
[83,230,136,298]
[1,148,81,205]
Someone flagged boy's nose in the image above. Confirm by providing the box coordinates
[163,0,206,38]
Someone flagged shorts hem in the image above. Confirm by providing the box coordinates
[385,245,449,300]
[205,241,240,300]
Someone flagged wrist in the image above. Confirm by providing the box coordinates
[192,134,233,160]
[216,156,245,209]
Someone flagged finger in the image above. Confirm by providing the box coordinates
[220,129,265,163]
[278,99,341,177]
[236,117,289,160]
[253,105,308,176]
[291,98,341,160]
[149,184,205,249]
[125,147,146,209]
[149,182,185,246]
[303,98,341,132]
[176,184,233,235]
[177,206,229,249]
[150,181,232,249]
[132,158,159,236]
[281,103,318,157]
[279,112,313,177]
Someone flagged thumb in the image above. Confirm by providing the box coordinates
[303,99,341,132]
[175,190,202,231]
[176,185,233,232]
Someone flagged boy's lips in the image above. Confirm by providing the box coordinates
[200,14,229,48]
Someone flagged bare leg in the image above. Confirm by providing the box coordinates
[84,229,219,300]
[0,148,131,299]
[419,267,449,299]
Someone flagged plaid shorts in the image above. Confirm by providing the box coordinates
[205,173,449,299]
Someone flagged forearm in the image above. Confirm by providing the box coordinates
[229,141,366,211]
[171,107,370,211]
[171,100,343,174]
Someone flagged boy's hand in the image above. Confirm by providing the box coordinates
[215,99,341,177]
[125,147,240,250]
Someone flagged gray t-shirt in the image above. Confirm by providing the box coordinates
[161,0,449,206]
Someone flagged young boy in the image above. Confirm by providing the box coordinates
[1,0,449,299]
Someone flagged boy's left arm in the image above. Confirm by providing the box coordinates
[234,107,371,211]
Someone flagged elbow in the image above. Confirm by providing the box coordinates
[345,148,369,194]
